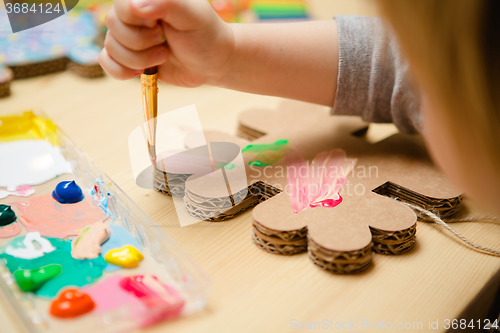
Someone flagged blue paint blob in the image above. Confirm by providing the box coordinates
[100,225,142,272]
[52,180,84,204]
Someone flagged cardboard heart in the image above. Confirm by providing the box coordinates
[154,100,462,273]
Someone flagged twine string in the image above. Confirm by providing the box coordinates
[443,216,500,223]
[402,202,500,257]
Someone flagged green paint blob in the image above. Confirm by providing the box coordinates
[223,163,235,170]
[14,264,62,292]
[242,139,290,167]
[1,237,107,299]
[0,204,16,226]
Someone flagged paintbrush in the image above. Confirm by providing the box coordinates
[141,66,159,164]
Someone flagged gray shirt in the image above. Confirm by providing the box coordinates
[332,15,422,134]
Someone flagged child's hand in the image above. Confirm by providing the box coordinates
[101,0,338,106]
[99,0,235,87]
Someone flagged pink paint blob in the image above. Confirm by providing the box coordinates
[0,221,21,238]
[83,275,144,313]
[15,185,35,196]
[0,185,35,199]
[71,224,111,260]
[120,275,184,323]
[83,275,184,328]
[12,194,108,238]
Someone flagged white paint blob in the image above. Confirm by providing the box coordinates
[5,232,56,259]
[0,140,72,191]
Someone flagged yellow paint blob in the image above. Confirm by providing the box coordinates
[104,246,144,268]
[0,111,58,145]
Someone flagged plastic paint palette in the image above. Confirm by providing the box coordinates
[0,111,209,333]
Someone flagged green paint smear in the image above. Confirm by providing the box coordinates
[74,225,90,247]
[242,139,289,167]
[251,3,307,12]
[0,204,16,226]
[241,139,289,153]
[0,237,107,299]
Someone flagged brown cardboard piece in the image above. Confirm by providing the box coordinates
[0,60,102,99]
[154,100,463,273]
[0,67,13,98]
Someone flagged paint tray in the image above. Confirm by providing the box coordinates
[0,111,210,333]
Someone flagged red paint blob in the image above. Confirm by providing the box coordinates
[50,289,95,318]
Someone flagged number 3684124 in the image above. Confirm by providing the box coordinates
[5,2,62,14]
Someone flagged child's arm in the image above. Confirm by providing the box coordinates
[224,21,338,107]
[101,0,421,134]
[100,0,338,107]
[332,16,421,134]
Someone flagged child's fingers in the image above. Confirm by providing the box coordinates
[111,0,156,28]
[129,0,218,31]
[98,49,142,80]
[104,33,169,70]
[107,10,165,51]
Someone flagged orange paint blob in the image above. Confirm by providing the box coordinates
[13,194,108,238]
[50,289,95,318]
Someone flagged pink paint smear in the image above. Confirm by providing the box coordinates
[83,275,184,328]
[12,194,108,238]
[286,149,356,213]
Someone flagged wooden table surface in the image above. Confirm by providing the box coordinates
[1,1,500,332]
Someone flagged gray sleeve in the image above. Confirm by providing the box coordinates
[332,15,422,134]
